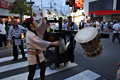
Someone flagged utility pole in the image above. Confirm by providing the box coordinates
[30,0,32,17]
[26,0,34,17]
[41,0,42,9]
[50,0,52,11]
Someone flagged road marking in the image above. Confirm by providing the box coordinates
[1,63,77,80]
[64,70,100,80]
[0,54,27,63]
[0,49,11,54]
[0,61,27,73]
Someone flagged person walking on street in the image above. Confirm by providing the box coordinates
[8,19,27,61]
[79,20,84,30]
[62,18,68,30]
[96,19,100,32]
[5,21,10,36]
[112,21,120,44]
[24,11,59,80]
[0,19,7,48]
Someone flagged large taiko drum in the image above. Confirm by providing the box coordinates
[75,27,103,58]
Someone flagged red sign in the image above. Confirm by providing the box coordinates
[75,0,84,8]
[0,0,13,9]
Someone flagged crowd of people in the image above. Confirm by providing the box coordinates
[62,18,120,44]
[78,19,120,33]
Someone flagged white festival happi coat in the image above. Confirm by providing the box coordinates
[26,18,51,65]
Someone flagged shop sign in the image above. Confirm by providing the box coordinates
[0,0,13,9]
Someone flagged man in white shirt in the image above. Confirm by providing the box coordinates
[112,21,120,44]
[0,19,7,48]
[62,18,68,30]
[79,20,84,29]
[96,19,100,32]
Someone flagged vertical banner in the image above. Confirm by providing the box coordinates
[75,0,84,8]
[1,0,6,8]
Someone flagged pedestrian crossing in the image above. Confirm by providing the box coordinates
[64,70,100,80]
[0,54,101,80]
[0,54,27,63]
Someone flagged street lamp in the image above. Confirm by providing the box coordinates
[41,0,42,9]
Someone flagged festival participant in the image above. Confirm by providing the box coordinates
[24,11,59,80]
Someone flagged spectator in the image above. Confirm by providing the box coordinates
[112,21,120,44]
[96,19,100,32]
[0,19,7,48]
[8,19,27,61]
[103,22,107,31]
[5,21,10,36]
[79,20,84,29]
[85,20,90,27]
[108,21,113,32]
[62,18,68,30]
[65,16,79,30]
[64,16,79,49]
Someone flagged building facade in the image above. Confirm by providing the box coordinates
[88,0,120,21]
[0,0,19,22]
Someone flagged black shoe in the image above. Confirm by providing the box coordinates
[12,58,17,61]
[23,57,27,59]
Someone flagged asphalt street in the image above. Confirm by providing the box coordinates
[0,32,120,80]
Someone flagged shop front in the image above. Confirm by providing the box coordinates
[0,0,19,22]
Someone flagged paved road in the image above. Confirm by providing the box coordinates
[0,32,120,80]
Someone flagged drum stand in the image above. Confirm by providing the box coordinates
[44,17,77,70]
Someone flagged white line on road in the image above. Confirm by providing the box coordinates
[0,61,27,73]
[64,70,101,80]
[1,63,77,80]
[0,49,11,54]
[0,54,27,63]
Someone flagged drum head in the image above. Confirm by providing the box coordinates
[75,27,98,43]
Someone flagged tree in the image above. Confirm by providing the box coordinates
[9,0,36,23]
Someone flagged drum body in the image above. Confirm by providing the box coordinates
[75,27,103,58]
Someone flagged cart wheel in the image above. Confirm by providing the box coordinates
[64,62,68,66]
[50,63,56,70]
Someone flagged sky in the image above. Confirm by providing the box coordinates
[27,0,70,14]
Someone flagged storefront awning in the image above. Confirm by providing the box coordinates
[89,10,120,16]
[0,8,19,17]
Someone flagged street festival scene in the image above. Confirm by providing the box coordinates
[0,0,120,80]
